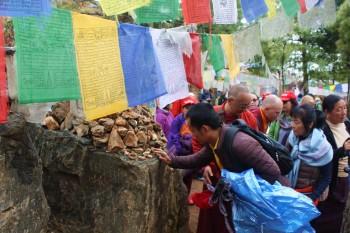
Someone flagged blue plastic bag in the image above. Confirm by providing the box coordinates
[221,169,320,233]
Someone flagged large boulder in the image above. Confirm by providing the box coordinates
[0,113,50,232]
[27,121,189,233]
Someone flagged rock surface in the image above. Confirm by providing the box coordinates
[0,113,50,233]
[27,118,190,233]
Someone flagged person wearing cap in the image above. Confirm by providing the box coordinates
[268,90,298,146]
[167,96,199,205]
[250,95,283,134]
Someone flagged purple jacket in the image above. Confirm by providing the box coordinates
[156,108,174,140]
[167,113,193,156]
[170,123,283,184]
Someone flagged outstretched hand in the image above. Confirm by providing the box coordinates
[153,148,172,165]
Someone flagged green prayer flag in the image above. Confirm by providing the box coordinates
[202,34,225,73]
[280,0,300,17]
[135,0,179,23]
[324,85,330,90]
[14,8,81,104]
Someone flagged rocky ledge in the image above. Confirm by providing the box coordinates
[0,113,189,233]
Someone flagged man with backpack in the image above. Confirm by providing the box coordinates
[154,103,289,233]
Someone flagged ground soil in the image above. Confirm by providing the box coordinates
[188,179,203,233]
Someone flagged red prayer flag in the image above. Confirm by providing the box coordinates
[183,33,203,89]
[298,0,307,13]
[0,18,8,123]
[182,0,212,24]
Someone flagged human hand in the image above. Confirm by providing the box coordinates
[153,148,172,165]
[344,140,350,153]
[203,166,213,185]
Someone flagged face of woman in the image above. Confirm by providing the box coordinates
[292,116,308,137]
[282,100,292,114]
[327,99,347,124]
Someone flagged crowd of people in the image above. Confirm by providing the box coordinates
[154,84,349,233]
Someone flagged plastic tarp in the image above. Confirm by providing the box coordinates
[118,23,167,107]
[221,168,320,233]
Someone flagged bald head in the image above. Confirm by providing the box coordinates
[261,95,283,123]
[228,84,249,98]
[262,95,282,108]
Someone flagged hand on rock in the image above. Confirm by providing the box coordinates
[153,148,172,165]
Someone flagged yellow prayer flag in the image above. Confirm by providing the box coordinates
[219,34,240,80]
[265,0,276,19]
[99,0,151,16]
[330,85,336,91]
[72,12,128,121]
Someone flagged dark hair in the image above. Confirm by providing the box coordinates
[322,94,341,113]
[290,98,298,108]
[291,104,325,134]
[185,103,221,130]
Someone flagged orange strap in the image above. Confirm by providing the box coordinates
[294,186,319,206]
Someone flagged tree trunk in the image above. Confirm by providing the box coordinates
[341,190,350,233]
[302,47,309,94]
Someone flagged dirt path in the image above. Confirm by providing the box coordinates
[188,179,203,233]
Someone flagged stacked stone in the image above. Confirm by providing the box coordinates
[41,102,167,160]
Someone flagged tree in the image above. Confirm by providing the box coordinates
[261,37,295,92]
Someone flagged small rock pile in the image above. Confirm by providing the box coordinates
[42,102,166,160]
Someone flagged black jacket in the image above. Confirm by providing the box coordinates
[323,119,350,191]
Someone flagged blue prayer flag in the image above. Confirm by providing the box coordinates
[0,0,52,17]
[240,0,268,22]
[118,23,167,107]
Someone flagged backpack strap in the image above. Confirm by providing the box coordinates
[223,126,245,172]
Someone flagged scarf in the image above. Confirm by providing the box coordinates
[278,113,292,130]
[288,128,333,188]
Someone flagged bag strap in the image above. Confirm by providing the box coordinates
[223,126,245,172]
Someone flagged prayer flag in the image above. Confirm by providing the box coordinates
[0,0,51,17]
[182,0,212,24]
[260,10,293,41]
[0,18,7,123]
[183,33,203,89]
[280,0,300,17]
[306,0,319,10]
[220,34,240,80]
[118,23,167,107]
[336,84,342,92]
[212,0,238,24]
[265,0,277,19]
[202,34,225,73]
[298,0,307,13]
[298,0,336,30]
[72,12,128,121]
[99,0,151,16]
[150,29,188,95]
[150,28,189,108]
[330,85,335,91]
[14,8,81,104]
[233,24,263,63]
[240,0,268,23]
[134,0,179,23]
